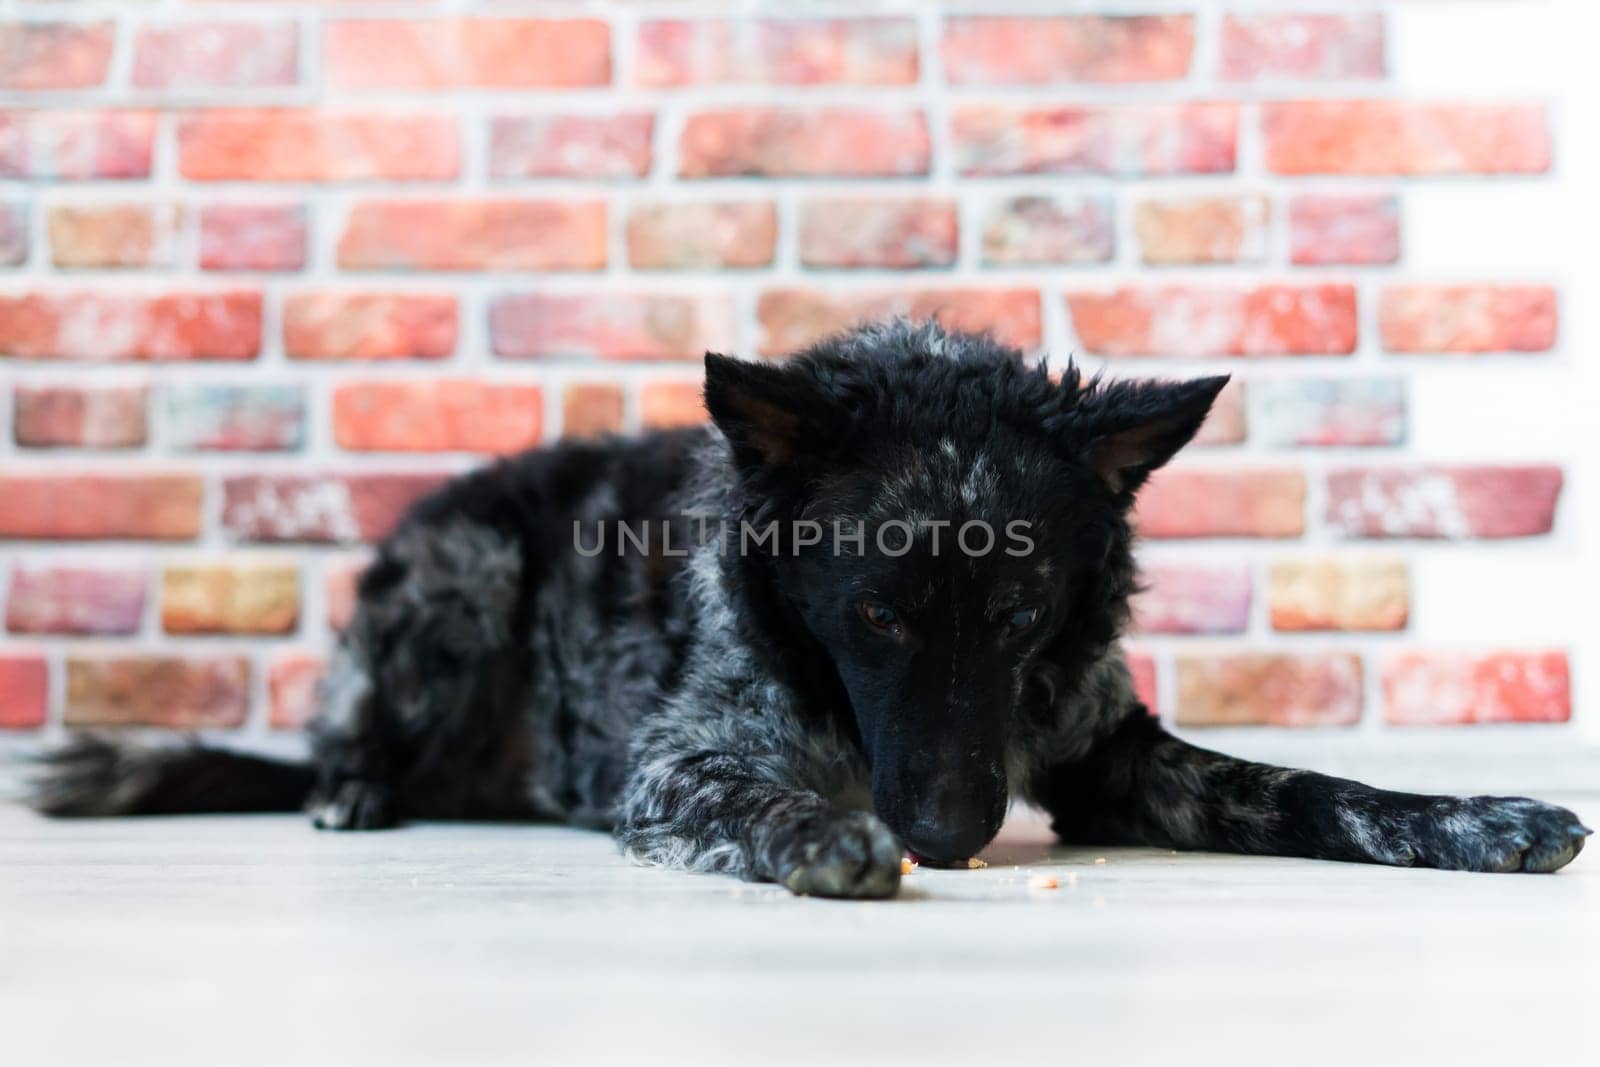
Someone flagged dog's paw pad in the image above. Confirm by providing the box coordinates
[781,812,902,900]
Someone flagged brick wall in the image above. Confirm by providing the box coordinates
[0,3,1584,759]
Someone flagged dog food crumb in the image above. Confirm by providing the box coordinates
[1094,857,1107,865]
[1027,875,1059,890]
[966,857,988,869]
[900,857,916,875]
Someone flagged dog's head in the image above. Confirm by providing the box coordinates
[704,322,1225,865]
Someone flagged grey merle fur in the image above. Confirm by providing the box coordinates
[32,321,1589,897]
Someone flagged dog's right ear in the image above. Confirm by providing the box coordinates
[703,353,840,471]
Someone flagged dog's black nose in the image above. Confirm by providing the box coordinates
[902,816,995,867]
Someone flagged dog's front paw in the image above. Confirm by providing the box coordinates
[1413,796,1590,873]
[308,780,398,831]
[777,811,902,900]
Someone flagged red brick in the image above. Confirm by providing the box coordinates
[1220,15,1384,81]
[1193,380,1247,447]
[758,288,1042,357]
[13,384,148,448]
[1270,559,1409,632]
[627,202,777,270]
[65,655,249,729]
[1289,195,1399,265]
[338,200,606,272]
[200,205,308,272]
[179,111,459,182]
[1136,196,1268,264]
[1127,651,1158,716]
[0,110,156,180]
[161,562,300,635]
[981,196,1113,266]
[491,293,735,361]
[638,18,917,87]
[324,556,367,632]
[1379,285,1557,354]
[799,198,958,270]
[1254,379,1405,448]
[563,384,625,439]
[1326,466,1562,540]
[167,384,305,452]
[0,22,114,90]
[325,19,609,89]
[1136,469,1306,539]
[0,291,261,361]
[1132,562,1252,635]
[640,381,707,430]
[680,108,929,178]
[0,474,203,541]
[6,564,146,636]
[942,16,1192,85]
[489,113,653,179]
[1,202,26,265]
[133,21,298,89]
[48,204,182,269]
[1068,285,1357,358]
[0,656,48,729]
[1264,102,1549,175]
[222,474,447,544]
[1177,653,1363,727]
[333,381,543,454]
[269,653,325,730]
[284,293,457,361]
[1384,651,1570,725]
[952,103,1236,176]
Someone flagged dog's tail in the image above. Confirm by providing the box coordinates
[27,735,315,817]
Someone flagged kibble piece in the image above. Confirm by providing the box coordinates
[966,857,987,870]
[1027,874,1060,890]
[900,857,916,876]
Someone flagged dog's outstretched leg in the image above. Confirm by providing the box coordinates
[618,747,901,899]
[1030,713,1591,873]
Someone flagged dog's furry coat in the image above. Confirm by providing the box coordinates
[34,322,1588,897]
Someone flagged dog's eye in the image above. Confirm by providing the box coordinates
[858,601,900,632]
[1004,607,1041,636]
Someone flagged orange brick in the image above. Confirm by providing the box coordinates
[338,200,606,272]
[758,288,1041,357]
[0,474,203,541]
[325,19,609,89]
[1136,469,1305,539]
[0,291,261,361]
[161,562,300,635]
[1264,101,1549,175]
[640,381,707,429]
[48,204,181,269]
[563,384,625,438]
[284,293,457,361]
[1384,652,1570,725]
[333,381,544,454]
[179,111,459,182]
[1269,559,1409,632]
[1178,654,1363,727]
[66,655,249,729]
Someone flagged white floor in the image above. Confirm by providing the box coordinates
[1,800,1595,1067]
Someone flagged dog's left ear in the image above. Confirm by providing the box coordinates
[1072,375,1230,495]
[703,353,841,471]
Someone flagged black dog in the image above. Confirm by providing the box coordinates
[34,321,1588,897]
